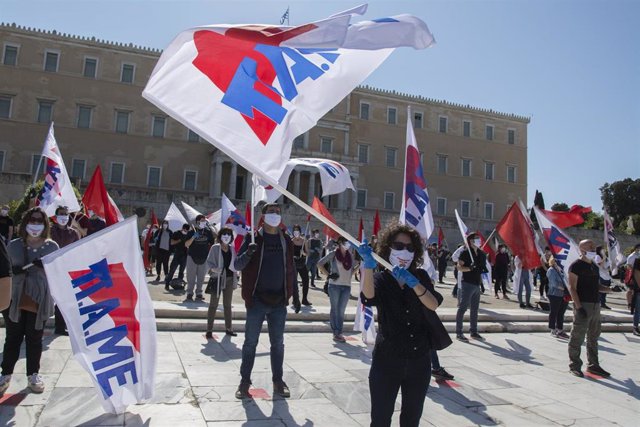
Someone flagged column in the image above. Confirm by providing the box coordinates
[213,158,223,197]
[293,171,301,198]
[308,173,316,204]
[245,172,252,202]
[351,176,358,209]
[229,162,238,199]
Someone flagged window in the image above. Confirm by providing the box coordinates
[187,129,200,143]
[110,162,125,184]
[147,166,161,187]
[358,144,370,164]
[387,107,397,125]
[359,102,370,120]
[77,105,92,128]
[37,100,54,123]
[83,57,97,78]
[44,51,59,72]
[461,159,471,177]
[236,175,245,199]
[508,129,516,145]
[507,165,517,183]
[439,116,448,133]
[460,200,471,218]
[0,150,5,172]
[31,154,45,176]
[115,111,130,134]
[71,159,86,180]
[436,198,447,216]
[384,192,395,210]
[0,96,11,119]
[485,162,494,180]
[437,155,447,175]
[293,134,305,150]
[3,44,18,66]
[484,203,494,220]
[413,112,423,129]
[320,137,333,153]
[485,124,494,141]
[121,63,135,83]
[357,189,367,209]
[463,120,471,137]
[385,147,397,167]
[184,170,197,191]
[152,115,166,138]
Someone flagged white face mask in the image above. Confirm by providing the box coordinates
[0,209,8,216]
[264,213,281,227]
[26,224,45,237]
[221,235,232,244]
[584,251,597,261]
[472,238,482,247]
[56,215,69,226]
[198,221,207,229]
[342,242,351,251]
[500,248,506,253]
[314,233,319,238]
[293,230,301,238]
[389,249,414,268]
[181,229,188,235]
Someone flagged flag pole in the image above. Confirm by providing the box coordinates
[250,176,255,244]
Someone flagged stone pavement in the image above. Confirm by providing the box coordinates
[0,328,638,426]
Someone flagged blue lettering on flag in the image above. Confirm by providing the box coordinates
[372,17,399,23]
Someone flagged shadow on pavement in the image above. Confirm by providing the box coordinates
[470,338,542,366]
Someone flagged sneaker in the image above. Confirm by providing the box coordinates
[432,367,454,381]
[519,303,526,309]
[587,365,611,378]
[235,381,251,399]
[185,295,194,302]
[301,300,313,306]
[155,275,161,282]
[164,285,170,291]
[195,295,205,301]
[600,304,611,310]
[333,334,346,342]
[205,331,213,339]
[28,373,45,393]
[570,368,584,378]
[456,334,469,343]
[550,329,558,337]
[273,380,291,398]
[540,295,547,301]
[557,330,570,339]
[0,374,11,395]
[526,303,535,309]
[503,294,509,300]
[225,330,238,337]
[495,295,500,299]
[470,333,485,341]
[633,327,640,337]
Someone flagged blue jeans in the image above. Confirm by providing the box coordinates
[328,284,351,335]
[456,281,481,335]
[518,273,531,305]
[240,298,287,383]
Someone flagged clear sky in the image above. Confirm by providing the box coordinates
[2,0,638,211]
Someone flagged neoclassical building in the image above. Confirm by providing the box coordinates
[0,23,529,239]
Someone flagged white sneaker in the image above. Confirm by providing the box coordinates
[28,373,45,393]
[550,329,558,337]
[0,374,11,395]
[540,295,547,301]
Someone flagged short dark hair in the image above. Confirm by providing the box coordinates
[466,233,477,243]
[261,203,280,214]
[312,229,320,234]
[55,205,68,215]
[634,243,640,250]
[195,214,205,222]
[216,226,233,243]
[182,223,190,230]
[292,224,301,232]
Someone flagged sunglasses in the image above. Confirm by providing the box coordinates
[28,217,45,224]
[391,241,416,252]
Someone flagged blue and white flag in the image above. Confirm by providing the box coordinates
[534,207,580,277]
[604,209,625,275]
[354,263,377,345]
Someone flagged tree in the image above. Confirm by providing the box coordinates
[580,211,603,230]
[551,202,569,212]
[9,181,81,225]
[600,178,640,227]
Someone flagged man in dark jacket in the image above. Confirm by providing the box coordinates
[234,203,295,400]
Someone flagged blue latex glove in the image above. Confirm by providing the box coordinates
[392,266,420,288]
[357,240,377,269]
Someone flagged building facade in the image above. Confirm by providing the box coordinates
[0,23,529,240]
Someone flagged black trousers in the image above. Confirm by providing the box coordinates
[155,248,170,276]
[494,273,508,296]
[437,266,446,282]
[369,351,431,427]
[166,253,187,283]
[1,310,44,376]
[548,295,568,330]
[54,305,66,333]
[296,264,310,302]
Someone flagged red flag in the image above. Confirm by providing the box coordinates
[476,230,496,265]
[311,196,338,240]
[541,205,592,229]
[358,217,364,241]
[496,202,542,270]
[437,227,446,249]
[150,209,159,227]
[372,209,381,237]
[82,165,121,226]
[245,202,252,233]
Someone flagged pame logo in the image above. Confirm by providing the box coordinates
[404,146,429,227]
[36,159,62,205]
[543,226,570,269]
[192,26,340,145]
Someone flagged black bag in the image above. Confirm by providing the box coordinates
[204,276,219,295]
[423,308,453,351]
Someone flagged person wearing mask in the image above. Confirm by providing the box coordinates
[594,246,612,310]
[546,257,569,338]
[86,210,106,236]
[318,236,356,342]
[567,239,615,378]
[306,229,323,288]
[436,246,449,284]
[0,205,14,244]
[292,224,311,307]
[494,245,510,299]
[49,206,80,335]
[234,203,294,400]
[185,215,215,301]
[358,222,442,426]
[537,248,552,301]
[165,223,190,290]
[450,244,465,297]
[153,220,173,283]
[205,227,238,339]
[0,238,11,311]
[625,243,640,315]
[455,233,488,342]
[0,207,59,395]
[514,255,534,309]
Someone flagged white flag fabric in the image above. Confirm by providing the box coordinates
[354,264,377,344]
[400,107,434,239]
[533,207,581,277]
[42,216,157,413]
[604,210,625,275]
[220,194,250,236]
[35,123,81,216]
[165,202,188,232]
[181,201,204,222]
[106,194,125,222]
[142,8,434,181]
